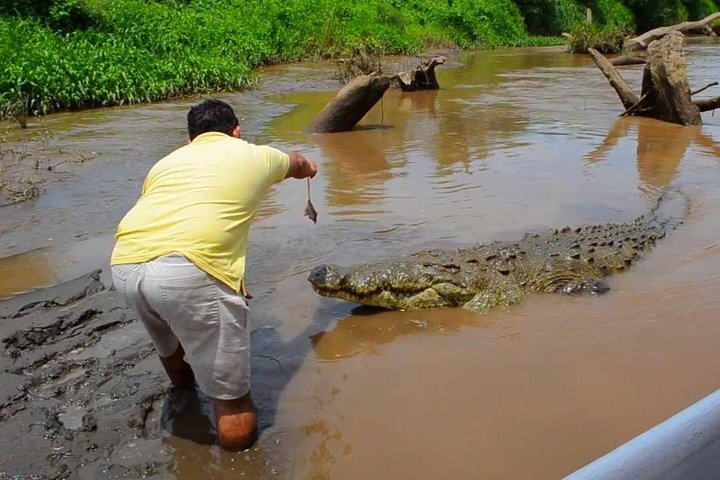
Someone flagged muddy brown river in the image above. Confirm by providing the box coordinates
[1,42,720,479]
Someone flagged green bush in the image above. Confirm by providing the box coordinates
[682,0,719,20]
[625,0,689,31]
[566,22,628,52]
[583,0,636,27]
[439,0,529,47]
[515,0,587,35]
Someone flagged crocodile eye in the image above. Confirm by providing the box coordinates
[441,263,461,273]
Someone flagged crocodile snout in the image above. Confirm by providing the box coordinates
[308,264,345,290]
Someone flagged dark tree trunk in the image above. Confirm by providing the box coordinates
[637,31,701,125]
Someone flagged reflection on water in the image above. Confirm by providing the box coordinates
[586,117,694,194]
[312,130,394,210]
[586,116,720,194]
[310,307,489,361]
[0,249,55,298]
[1,41,720,480]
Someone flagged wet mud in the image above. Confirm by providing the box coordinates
[0,273,168,479]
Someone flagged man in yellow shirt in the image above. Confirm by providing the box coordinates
[111,99,317,451]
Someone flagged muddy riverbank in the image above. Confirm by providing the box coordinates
[2,41,720,479]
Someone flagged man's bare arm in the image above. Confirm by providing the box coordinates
[285,152,318,179]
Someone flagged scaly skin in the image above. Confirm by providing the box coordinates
[308,191,689,312]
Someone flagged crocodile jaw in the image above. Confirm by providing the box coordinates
[308,264,468,310]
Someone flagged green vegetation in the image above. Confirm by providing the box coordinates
[1,0,718,117]
[567,23,628,53]
[514,0,586,35]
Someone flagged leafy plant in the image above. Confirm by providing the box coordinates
[566,22,629,52]
[682,0,719,20]
[515,0,586,35]
[624,0,689,31]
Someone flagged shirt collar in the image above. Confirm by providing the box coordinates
[191,131,232,144]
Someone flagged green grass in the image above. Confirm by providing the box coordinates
[1,0,718,117]
[0,0,541,117]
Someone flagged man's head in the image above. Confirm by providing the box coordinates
[187,99,240,141]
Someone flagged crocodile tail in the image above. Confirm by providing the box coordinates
[643,188,690,231]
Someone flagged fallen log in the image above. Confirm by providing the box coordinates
[625,11,720,51]
[610,55,647,67]
[310,55,448,133]
[695,95,720,112]
[588,48,639,109]
[591,32,713,125]
[396,57,446,92]
[307,73,392,134]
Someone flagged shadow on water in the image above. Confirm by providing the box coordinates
[249,302,339,432]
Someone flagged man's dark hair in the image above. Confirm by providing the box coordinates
[187,99,240,140]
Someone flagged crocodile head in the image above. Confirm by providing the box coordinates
[307,257,479,310]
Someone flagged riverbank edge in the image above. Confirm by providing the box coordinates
[0,31,564,125]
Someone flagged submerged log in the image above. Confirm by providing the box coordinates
[625,11,720,51]
[591,32,713,125]
[610,55,647,67]
[695,95,720,112]
[308,74,392,133]
[396,57,446,92]
[309,55,447,133]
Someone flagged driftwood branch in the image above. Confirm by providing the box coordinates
[691,81,719,96]
[588,48,639,109]
[696,95,720,112]
[625,12,720,51]
[620,93,649,116]
[702,25,718,37]
[610,55,647,66]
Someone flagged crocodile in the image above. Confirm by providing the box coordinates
[308,190,689,312]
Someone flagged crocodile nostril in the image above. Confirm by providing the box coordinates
[307,264,344,289]
[308,265,328,286]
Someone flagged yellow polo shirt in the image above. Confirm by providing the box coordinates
[111,132,290,295]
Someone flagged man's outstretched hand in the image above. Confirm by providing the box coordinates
[286,152,318,179]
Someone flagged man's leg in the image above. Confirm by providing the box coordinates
[113,263,190,388]
[141,255,254,450]
[159,343,195,390]
[214,392,258,451]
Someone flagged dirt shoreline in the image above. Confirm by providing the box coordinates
[0,272,172,479]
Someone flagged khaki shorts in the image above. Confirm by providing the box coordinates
[111,254,250,400]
